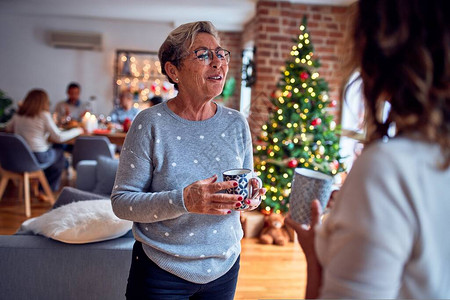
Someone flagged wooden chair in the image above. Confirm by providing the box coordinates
[0,133,55,217]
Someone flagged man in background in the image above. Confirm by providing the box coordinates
[54,82,89,126]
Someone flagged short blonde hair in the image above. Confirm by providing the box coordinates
[158,21,220,89]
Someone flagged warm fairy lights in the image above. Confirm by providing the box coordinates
[117,52,175,104]
[254,19,345,213]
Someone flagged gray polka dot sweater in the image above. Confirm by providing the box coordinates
[111,101,253,284]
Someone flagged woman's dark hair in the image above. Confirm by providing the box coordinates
[342,0,449,167]
[17,89,50,117]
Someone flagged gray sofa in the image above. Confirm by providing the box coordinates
[0,157,134,300]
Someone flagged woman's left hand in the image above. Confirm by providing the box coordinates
[285,200,322,257]
[243,177,266,211]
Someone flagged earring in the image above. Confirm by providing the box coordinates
[175,78,179,82]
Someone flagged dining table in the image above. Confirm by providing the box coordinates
[63,129,127,146]
[89,129,127,146]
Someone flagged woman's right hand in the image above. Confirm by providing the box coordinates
[285,200,323,299]
[183,174,244,215]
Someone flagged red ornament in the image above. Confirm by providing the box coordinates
[287,159,298,168]
[329,100,337,107]
[287,92,292,98]
[300,72,309,80]
[332,160,339,170]
[123,118,132,133]
[311,118,322,126]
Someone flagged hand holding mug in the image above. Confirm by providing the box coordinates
[223,168,266,211]
[183,174,244,215]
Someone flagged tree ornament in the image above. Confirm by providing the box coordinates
[331,160,339,170]
[151,82,158,93]
[330,121,336,130]
[317,145,325,155]
[287,159,298,168]
[275,90,282,98]
[300,71,309,81]
[311,118,322,126]
[272,90,282,99]
[287,92,292,98]
[305,133,314,142]
[287,142,294,150]
[329,99,337,107]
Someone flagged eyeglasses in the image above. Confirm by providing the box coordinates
[193,48,231,65]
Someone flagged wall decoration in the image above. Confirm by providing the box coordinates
[241,48,256,87]
[114,50,176,108]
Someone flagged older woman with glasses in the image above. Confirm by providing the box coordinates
[111,21,265,300]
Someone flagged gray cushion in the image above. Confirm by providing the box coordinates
[52,187,106,209]
[92,156,119,196]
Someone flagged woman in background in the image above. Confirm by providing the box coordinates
[109,91,140,124]
[286,0,450,298]
[6,89,83,194]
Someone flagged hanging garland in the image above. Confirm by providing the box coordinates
[242,59,256,87]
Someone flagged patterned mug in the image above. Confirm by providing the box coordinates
[223,168,262,210]
[289,168,333,224]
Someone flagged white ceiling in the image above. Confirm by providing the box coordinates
[1,0,355,31]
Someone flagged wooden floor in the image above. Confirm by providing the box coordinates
[0,179,307,300]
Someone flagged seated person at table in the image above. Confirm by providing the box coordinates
[6,89,83,195]
[54,82,89,126]
[109,91,139,124]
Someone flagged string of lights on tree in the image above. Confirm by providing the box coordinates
[254,17,346,215]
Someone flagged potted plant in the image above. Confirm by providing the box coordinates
[0,89,15,124]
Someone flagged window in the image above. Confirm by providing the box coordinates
[340,72,365,171]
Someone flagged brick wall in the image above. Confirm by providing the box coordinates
[218,31,242,110]
[244,0,353,139]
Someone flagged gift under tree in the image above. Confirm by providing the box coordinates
[254,17,346,215]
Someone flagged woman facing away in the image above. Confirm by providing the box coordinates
[111,21,266,300]
[286,0,450,298]
[6,89,83,194]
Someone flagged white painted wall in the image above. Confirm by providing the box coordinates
[0,13,173,115]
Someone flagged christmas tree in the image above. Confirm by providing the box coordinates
[254,17,346,214]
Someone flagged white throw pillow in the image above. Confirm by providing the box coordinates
[21,199,133,244]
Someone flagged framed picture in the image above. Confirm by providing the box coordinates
[114,49,176,109]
